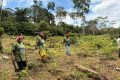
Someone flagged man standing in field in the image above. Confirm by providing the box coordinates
[35,32,47,63]
[117,35,120,58]
[63,32,71,56]
[11,36,27,72]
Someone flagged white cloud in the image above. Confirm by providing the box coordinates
[62,14,74,25]
[87,0,120,28]
[66,0,120,27]
[92,0,117,13]
[55,14,81,26]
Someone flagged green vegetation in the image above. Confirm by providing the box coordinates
[0,0,119,36]
[78,35,117,58]
[0,27,4,36]
[0,0,120,80]
[0,35,120,80]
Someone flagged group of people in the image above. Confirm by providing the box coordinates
[11,31,120,72]
[11,32,71,72]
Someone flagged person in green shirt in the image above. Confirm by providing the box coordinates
[63,32,71,56]
[12,36,27,71]
[35,32,47,62]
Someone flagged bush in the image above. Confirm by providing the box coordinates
[0,21,17,35]
[69,33,79,44]
[17,22,38,35]
[78,35,117,57]
[0,21,38,35]
[0,27,4,36]
[0,27,4,53]
[50,27,64,36]
[38,20,50,31]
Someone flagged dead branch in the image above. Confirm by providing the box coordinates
[75,64,109,80]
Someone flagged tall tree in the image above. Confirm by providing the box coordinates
[47,2,55,11]
[88,19,98,35]
[32,0,42,23]
[0,0,3,54]
[69,12,77,26]
[0,0,3,21]
[72,0,91,34]
[31,2,55,24]
[56,7,67,23]
[1,8,15,21]
[15,8,30,22]
[38,8,54,24]
[96,17,108,34]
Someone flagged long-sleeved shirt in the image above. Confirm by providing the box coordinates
[117,38,120,49]
[12,42,26,62]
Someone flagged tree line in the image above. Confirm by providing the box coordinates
[0,0,119,36]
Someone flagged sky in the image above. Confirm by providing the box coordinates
[1,0,120,28]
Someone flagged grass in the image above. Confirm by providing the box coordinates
[0,34,120,80]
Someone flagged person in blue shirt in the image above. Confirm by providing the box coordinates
[63,32,71,56]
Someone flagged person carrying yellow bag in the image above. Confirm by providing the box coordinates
[35,32,47,63]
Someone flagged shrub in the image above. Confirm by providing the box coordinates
[0,27,4,36]
[17,22,38,35]
[38,20,50,31]
[69,33,79,44]
[0,21,17,35]
[77,35,117,58]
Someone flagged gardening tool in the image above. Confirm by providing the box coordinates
[11,51,18,72]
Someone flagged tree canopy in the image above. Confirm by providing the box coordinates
[0,0,119,36]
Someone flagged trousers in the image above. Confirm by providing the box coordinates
[17,61,27,70]
[66,46,70,56]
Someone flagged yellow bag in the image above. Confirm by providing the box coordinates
[39,49,47,58]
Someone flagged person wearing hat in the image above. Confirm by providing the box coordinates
[35,32,47,62]
[11,36,27,71]
[63,32,71,56]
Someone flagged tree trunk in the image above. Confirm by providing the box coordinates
[75,64,109,80]
[81,17,85,34]
[0,0,3,21]
[83,26,85,34]
[92,29,95,36]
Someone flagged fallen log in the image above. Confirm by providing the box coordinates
[75,64,109,80]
